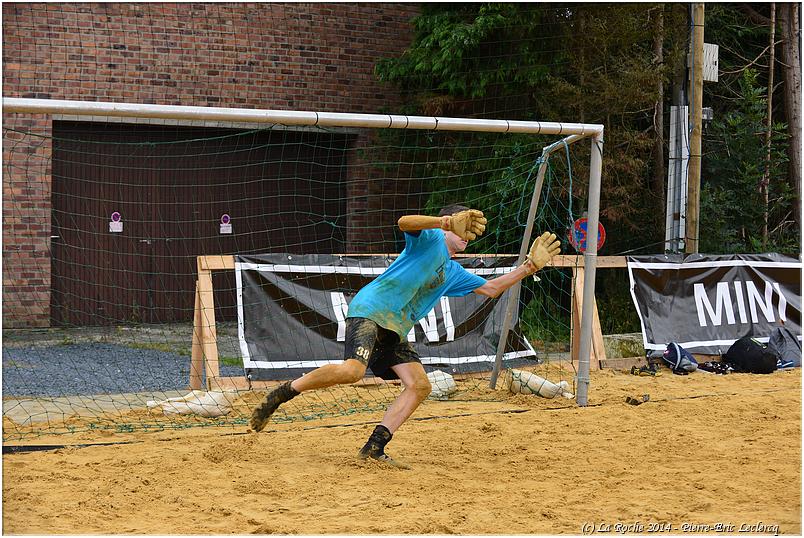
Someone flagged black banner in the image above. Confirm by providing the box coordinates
[235,254,538,380]
[628,253,802,355]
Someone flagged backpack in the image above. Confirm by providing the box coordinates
[767,326,801,368]
[662,342,699,375]
[724,336,779,374]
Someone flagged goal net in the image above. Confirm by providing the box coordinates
[2,100,603,440]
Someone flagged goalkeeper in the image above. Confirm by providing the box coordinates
[250,204,561,468]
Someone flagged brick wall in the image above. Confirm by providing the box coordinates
[2,116,53,327]
[2,2,419,327]
[2,3,418,110]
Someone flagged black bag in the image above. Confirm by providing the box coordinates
[724,336,779,374]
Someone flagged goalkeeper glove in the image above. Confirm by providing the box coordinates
[525,231,561,273]
[442,209,487,241]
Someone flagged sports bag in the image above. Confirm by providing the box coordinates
[662,342,698,375]
[767,326,801,368]
[724,336,779,374]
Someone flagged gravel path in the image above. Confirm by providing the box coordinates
[2,343,243,397]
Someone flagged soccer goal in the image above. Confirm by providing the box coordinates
[3,97,603,439]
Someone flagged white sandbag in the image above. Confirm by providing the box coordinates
[146,390,237,417]
[426,370,457,400]
[504,369,574,399]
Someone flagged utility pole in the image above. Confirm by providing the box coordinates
[686,3,705,254]
[761,3,776,249]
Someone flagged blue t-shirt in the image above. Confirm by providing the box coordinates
[347,228,487,339]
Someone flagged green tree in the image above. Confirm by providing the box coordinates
[376,3,688,254]
[375,3,561,116]
[375,4,687,337]
[703,4,798,255]
[372,4,798,339]
[701,69,793,254]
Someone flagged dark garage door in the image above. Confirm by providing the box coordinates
[51,121,350,326]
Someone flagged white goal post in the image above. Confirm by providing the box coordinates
[3,97,604,406]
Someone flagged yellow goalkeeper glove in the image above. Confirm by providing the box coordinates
[443,209,487,241]
[525,231,561,273]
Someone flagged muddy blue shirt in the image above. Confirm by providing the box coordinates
[347,228,486,339]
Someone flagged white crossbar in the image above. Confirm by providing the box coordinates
[4,98,603,136]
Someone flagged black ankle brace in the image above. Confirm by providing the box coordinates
[361,425,392,457]
[371,424,392,444]
[278,380,300,402]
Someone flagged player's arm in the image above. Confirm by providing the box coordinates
[474,263,536,298]
[397,215,442,232]
[398,210,487,241]
[474,232,561,298]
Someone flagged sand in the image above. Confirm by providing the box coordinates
[3,367,801,535]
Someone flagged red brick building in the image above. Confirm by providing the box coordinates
[3,3,420,327]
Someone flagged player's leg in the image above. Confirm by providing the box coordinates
[358,340,430,469]
[378,361,431,433]
[249,318,374,432]
[289,359,366,392]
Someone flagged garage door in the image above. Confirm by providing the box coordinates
[51,121,350,325]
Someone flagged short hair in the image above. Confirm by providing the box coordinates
[438,204,469,217]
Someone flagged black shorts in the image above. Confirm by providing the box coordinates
[344,317,421,380]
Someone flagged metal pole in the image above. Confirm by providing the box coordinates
[488,158,548,389]
[488,134,586,390]
[3,97,604,137]
[575,133,604,406]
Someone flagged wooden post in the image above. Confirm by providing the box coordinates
[189,281,204,390]
[590,294,606,367]
[570,267,605,369]
[686,3,705,254]
[571,281,582,364]
[196,259,220,390]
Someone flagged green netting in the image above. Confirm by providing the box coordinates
[3,118,592,441]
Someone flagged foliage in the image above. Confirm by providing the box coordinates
[701,4,798,255]
[701,69,793,254]
[374,3,686,336]
[704,4,775,111]
[376,4,557,102]
[519,268,572,344]
[595,271,641,334]
[373,3,797,336]
[418,132,565,255]
[375,4,689,254]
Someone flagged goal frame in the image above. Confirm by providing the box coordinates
[4,97,605,405]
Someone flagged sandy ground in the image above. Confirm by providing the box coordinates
[2,367,801,535]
